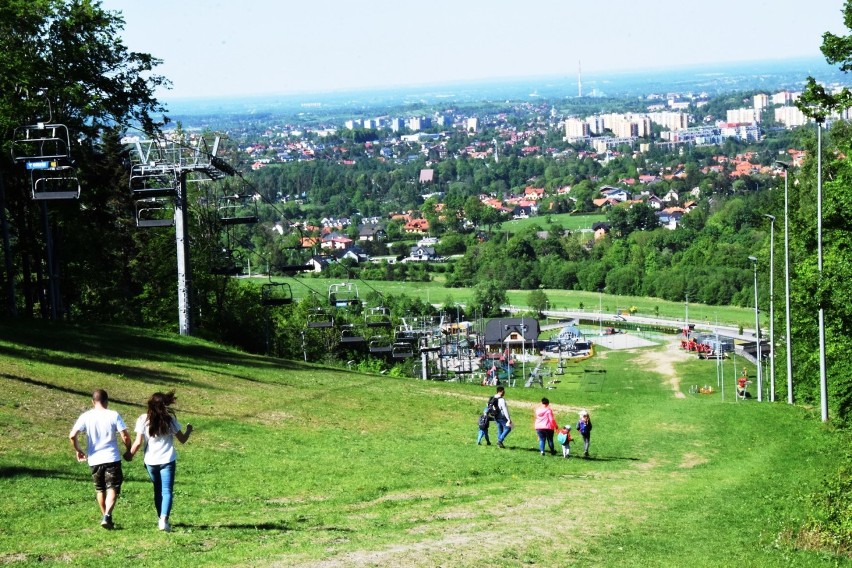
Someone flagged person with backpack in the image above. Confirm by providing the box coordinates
[533,397,558,456]
[577,410,592,458]
[476,408,491,445]
[489,386,512,448]
[557,424,573,458]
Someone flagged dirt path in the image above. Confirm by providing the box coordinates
[632,338,693,398]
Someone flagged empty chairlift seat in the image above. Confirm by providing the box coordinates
[306,309,334,329]
[218,194,258,225]
[261,282,293,307]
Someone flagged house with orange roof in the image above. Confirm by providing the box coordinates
[404,218,430,234]
[524,187,545,200]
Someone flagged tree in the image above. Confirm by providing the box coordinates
[527,289,548,315]
[472,281,507,317]
[0,0,167,320]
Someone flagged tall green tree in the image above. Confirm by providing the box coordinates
[0,0,167,320]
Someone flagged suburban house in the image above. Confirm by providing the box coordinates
[308,255,333,272]
[592,222,611,240]
[406,245,439,262]
[336,246,370,264]
[403,218,430,234]
[358,224,387,241]
[657,207,685,230]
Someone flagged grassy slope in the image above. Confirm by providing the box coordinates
[0,320,845,567]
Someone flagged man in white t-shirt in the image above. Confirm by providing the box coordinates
[69,389,132,529]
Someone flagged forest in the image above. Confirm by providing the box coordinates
[0,0,850,421]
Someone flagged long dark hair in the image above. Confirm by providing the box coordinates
[146,391,177,437]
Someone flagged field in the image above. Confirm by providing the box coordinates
[0,320,847,567]
[501,213,607,232]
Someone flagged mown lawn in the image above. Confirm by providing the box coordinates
[0,320,846,567]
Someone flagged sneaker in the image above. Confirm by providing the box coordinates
[497,441,505,449]
[101,514,113,530]
[158,517,171,532]
[540,451,545,456]
[486,441,491,446]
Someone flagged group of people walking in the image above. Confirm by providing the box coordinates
[477,387,592,458]
[69,389,192,531]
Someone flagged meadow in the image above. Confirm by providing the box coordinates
[0,319,847,567]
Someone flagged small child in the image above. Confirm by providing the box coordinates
[577,410,592,458]
[476,411,491,446]
[556,424,573,458]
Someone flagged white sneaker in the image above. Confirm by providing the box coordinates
[158,517,171,532]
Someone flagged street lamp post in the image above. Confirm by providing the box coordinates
[764,214,776,402]
[775,160,794,405]
[749,255,763,401]
[598,290,602,336]
[817,121,828,422]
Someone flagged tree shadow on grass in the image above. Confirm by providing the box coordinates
[173,521,355,532]
[1,373,145,408]
[502,447,640,462]
[0,464,81,481]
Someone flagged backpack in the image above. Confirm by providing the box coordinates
[486,396,501,420]
[478,413,490,429]
[557,429,572,445]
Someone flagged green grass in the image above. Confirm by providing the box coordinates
[0,319,847,566]
[501,212,606,232]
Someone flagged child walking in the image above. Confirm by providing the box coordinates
[556,424,573,458]
[577,410,592,458]
[476,410,491,446]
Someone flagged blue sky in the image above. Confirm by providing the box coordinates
[100,0,848,100]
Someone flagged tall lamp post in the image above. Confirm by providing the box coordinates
[775,161,794,404]
[749,255,763,401]
[763,214,776,402]
[816,121,828,422]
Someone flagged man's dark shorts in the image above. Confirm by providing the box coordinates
[90,461,123,493]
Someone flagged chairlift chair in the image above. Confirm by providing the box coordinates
[129,164,177,198]
[135,197,175,227]
[368,335,393,355]
[392,342,414,359]
[261,281,293,306]
[365,307,392,328]
[328,282,360,309]
[306,308,334,329]
[29,164,80,200]
[210,248,244,276]
[12,122,72,164]
[339,324,366,345]
[218,193,258,225]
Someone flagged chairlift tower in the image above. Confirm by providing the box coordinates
[128,135,232,336]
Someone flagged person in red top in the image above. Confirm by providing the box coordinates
[533,398,558,456]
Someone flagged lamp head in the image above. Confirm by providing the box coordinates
[763,214,776,222]
[748,255,758,263]
[774,160,790,169]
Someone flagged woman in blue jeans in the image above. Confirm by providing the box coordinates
[128,391,192,532]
